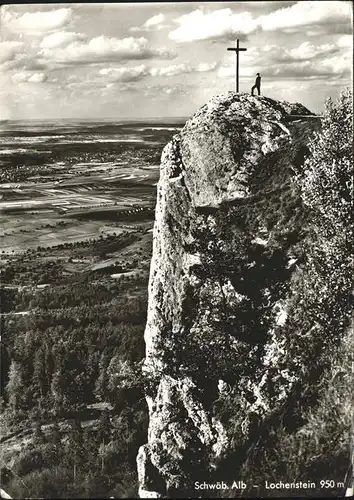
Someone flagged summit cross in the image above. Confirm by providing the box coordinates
[227,39,247,93]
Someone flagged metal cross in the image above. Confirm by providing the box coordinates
[227,39,247,93]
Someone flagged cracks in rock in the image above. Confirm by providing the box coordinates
[195,205,220,215]
[169,136,192,204]
[218,279,228,321]
[179,176,192,204]
[169,136,184,179]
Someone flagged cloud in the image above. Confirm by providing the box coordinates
[287,42,338,60]
[319,49,353,76]
[1,6,72,35]
[263,42,340,63]
[264,38,352,76]
[0,54,48,73]
[97,61,218,84]
[169,8,258,42]
[99,65,149,82]
[150,62,218,77]
[0,41,24,64]
[12,71,47,83]
[0,41,43,73]
[40,31,85,49]
[168,2,352,43]
[263,52,352,80]
[143,82,190,97]
[28,72,47,83]
[39,36,176,66]
[218,39,352,81]
[144,13,165,29]
[259,1,352,33]
[130,13,170,32]
[337,34,353,48]
[196,62,219,73]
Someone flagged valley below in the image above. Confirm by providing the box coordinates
[0,119,182,498]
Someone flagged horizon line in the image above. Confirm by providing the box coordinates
[0,116,190,122]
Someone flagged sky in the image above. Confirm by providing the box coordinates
[0,1,352,119]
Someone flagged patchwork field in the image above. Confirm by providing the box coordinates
[0,161,158,254]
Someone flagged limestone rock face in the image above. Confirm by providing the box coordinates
[138,93,321,497]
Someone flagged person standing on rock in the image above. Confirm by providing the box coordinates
[251,73,261,95]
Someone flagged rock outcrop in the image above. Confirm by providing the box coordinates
[137,93,322,497]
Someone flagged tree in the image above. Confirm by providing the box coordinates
[33,348,46,403]
[33,420,46,445]
[299,88,352,235]
[51,421,61,446]
[94,352,110,401]
[98,408,111,447]
[6,361,24,412]
[287,88,353,390]
[67,419,84,484]
[295,88,353,323]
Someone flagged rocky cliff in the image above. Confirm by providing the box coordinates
[137,93,323,497]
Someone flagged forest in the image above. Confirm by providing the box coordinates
[1,228,151,498]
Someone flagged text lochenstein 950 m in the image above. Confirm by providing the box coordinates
[194,479,345,491]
